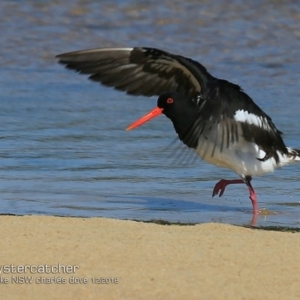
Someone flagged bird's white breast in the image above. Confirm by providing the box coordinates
[194,137,291,177]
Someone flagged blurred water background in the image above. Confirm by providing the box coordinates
[1,0,300,227]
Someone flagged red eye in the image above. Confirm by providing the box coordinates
[167,98,173,104]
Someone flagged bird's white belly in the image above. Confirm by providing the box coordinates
[195,139,290,177]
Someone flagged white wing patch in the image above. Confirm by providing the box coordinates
[234,109,269,129]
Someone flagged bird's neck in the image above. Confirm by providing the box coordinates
[165,105,200,149]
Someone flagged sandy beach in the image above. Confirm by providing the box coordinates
[0,216,299,299]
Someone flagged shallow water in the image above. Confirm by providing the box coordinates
[1,0,300,227]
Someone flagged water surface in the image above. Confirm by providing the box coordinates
[1,0,300,227]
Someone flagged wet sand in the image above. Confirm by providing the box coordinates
[1,215,300,300]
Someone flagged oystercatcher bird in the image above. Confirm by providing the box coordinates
[56,47,300,215]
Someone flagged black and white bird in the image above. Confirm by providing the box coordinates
[56,47,300,214]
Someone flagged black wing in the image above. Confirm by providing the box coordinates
[56,47,214,99]
[176,79,287,163]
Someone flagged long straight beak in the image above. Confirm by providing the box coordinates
[126,107,163,130]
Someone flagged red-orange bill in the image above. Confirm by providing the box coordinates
[126,107,163,130]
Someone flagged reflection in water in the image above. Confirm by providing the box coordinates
[0,0,300,227]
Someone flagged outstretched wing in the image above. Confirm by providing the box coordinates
[56,47,214,99]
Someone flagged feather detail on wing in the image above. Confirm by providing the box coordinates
[56,47,214,99]
[173,80,288,164]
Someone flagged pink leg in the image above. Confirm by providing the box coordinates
[247,185,259,214]
[212,178,259,215]
[212,179,244,197]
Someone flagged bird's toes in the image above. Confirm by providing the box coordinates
[218,189,225,197]
[212,188,220,197]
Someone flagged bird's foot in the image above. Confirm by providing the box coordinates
[212,179,227,197]
[212,179,244,197]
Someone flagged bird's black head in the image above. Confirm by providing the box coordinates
[126,91,200,140]
[157,92,199,134]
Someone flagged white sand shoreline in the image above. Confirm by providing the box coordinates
[1,215,300,300]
